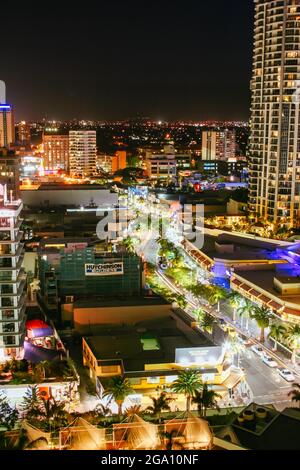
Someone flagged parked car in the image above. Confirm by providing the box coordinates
[278,368,295,382]
[251,344,264,357]
[262,354,278,368]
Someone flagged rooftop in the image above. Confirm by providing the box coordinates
[229,405,300,450]
[85,316,212,372]
[201,235,283,263]
[238,269,300,307]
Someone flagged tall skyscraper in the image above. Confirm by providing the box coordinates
[202,130,236,161]
[69,130,97,177]
[43,133,69,172]
[0,149,26,362]
[0,104,15,148]
[249,0,300,227]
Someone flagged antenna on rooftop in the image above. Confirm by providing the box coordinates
[0,80,6,103]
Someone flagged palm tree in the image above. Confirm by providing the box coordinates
[172,370,202,412]
[250,306,273,343]
[172,294,187,310]
[0,392,18,430]
[38,396,69,432]
[285,325,300,365]
[228,292,243,322]
[191,390,204,417]
[146,392,173,423]
[103,376,133,419]
[197,383,221,418]
[268,323,286,352]
[237,299,253,330]
[226,336,246,368]
[20,385,41,419]
[208,286,228,312]
[201,312,215,335]
[193,307,205,325]
[288,383,300,407]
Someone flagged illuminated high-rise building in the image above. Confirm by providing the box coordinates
[0,104,14,148]
[249,0,300,227]
[202,130,236,161]
[0,149,26,362]
[69,130,97,177]
[43,133,69,172]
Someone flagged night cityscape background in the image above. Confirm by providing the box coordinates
[0,0,300,456]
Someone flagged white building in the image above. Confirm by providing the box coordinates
[69,130,97,177]
[249,0,300,227]
[0,185,26,362]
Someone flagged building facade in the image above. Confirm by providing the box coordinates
[249,0,300,227]
[0,104,14,148]
[43,134,69,172]
[69,130,97,177]
[0,187,26,362]
[39,247,142,308]
[202,130,236,161]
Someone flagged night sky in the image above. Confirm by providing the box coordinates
[1,0,254,121]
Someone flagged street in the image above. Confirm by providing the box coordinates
[127,201,298,410]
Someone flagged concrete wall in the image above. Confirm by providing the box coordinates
[72,304,172,334]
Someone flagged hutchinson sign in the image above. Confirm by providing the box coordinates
[85,262,124,276]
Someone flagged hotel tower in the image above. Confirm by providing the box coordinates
[249,0,300,228]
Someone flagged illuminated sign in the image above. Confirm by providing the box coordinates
[85,262,124,276]
[175,346,224,367]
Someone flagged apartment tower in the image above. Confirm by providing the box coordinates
[249,0,300,227]
[69,130,97,177]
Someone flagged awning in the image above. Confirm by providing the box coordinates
[231,279,243,287]
[282,307,300,317]
[222,371,243,390]
[239,284,252,293]
[259,294,272,304]
[249,289,261,297]
[268,300,283,311]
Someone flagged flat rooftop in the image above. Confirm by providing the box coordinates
[231,407,300,450]
[201,235,283,263]
[237,268,300,307]
[85,316,212,372]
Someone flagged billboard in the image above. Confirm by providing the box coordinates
[85,262,124,276]
[175,346,224,367]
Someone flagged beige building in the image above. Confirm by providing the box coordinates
[0,105,14,148]
[43,134,69,172]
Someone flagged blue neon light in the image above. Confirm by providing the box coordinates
[0,104,11,110]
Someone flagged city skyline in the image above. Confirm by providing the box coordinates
[1,0,253,121]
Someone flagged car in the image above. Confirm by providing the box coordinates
[262,354,278,368]
[251,344,264,357]
[278,368,295,382]
[159,263,168,270]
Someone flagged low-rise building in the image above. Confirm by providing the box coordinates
[82,313,236,407]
